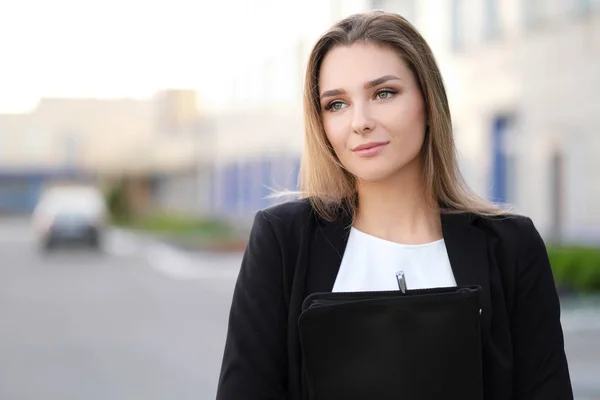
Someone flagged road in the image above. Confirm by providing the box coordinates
[0,217,598,399]
[0,218,240,400]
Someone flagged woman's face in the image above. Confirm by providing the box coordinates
[318,42,427,183]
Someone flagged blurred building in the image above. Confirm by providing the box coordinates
[0,90,208,214]
[1,1,598,244]
[436,0,600,244]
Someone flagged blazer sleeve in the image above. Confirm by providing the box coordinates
[216,210,289,400]
[511,217,574,400]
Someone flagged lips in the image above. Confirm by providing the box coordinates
[351,141,389,157]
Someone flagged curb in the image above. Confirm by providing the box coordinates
[108,227,248,255]
[152,235,248,254]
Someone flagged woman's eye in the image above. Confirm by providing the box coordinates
[326,101,347,111]
[376,90,396,100]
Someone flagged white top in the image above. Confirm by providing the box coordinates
[332,227,457,293]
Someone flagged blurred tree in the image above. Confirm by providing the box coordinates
[105,178,130,223]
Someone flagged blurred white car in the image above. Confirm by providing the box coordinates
[32,184,108,251]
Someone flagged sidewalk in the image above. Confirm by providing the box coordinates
[103,227,243,281]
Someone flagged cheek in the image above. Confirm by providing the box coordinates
[392,96,425,128]
[323,117,349,153]
[386,99,426,141]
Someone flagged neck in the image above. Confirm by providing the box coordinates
[353,160,441,245]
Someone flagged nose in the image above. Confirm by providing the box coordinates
[351,104,375,135]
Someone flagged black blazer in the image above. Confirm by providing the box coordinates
[216,199,573,400]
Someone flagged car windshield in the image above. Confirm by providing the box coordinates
[38,186,105,215]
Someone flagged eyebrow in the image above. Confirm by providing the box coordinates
[319,75,401,100]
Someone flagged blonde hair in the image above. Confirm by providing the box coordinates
[299,11,509,221]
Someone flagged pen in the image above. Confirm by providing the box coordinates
[396,271,407,294]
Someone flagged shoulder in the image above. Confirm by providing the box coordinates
[476,213,537,242]
[260,198,315,226]
[475,212,549,272]
[243,199,323,276]
[249,198,318,243]
[444,210,543,262]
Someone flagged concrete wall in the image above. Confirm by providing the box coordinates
[516,10,600,241]
[443,0,600,241]
[0,90,204,174]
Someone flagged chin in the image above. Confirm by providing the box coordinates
[350,151,423,182]
[349,166,400,184]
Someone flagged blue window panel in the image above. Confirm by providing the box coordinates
[281,156,296,191]
[208,165,217,214]
[220,166,228,213]
[243,160,255,212]
[270,157,282,191]
[232,163,241,212]
[251,160,264,212]
[491,116,509,204]
[271,157,288,204]
[217,167,230,215]
[0,177,41,213]
[292,156,301,190]
[212,168,221,214]
[237,162,245,212]
[240,161,254,212]
[260,158,272,209]
[27,178,44,210]
[223,163,239,212]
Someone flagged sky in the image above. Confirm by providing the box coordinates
[0,0,302,113]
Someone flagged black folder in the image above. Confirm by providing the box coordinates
[298,284,483,400]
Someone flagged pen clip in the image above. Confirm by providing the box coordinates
[396,271,407,294]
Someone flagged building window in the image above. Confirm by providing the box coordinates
[260,158,273,209]
[239,161,253,212]
[292,156,301,190]
[484,0,502,40]
[224,162,239,212]
[490,115,517,205]
[574,0,594,15]
[451,0,462,52]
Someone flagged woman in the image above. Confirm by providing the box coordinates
[216,11,573,400]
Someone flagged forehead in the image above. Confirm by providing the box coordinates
[319,42,410,89]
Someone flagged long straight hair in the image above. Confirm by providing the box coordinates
[299,11,509,221]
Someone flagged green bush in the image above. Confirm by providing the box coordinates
[105,181,131,223]
[125,213,234,239]
[547,246,600,293]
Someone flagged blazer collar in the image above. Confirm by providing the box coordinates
[305,207,353,294]
[306,209,492,330]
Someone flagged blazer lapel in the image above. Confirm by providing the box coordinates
[441,212,492,332]
[305,211,352,295]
